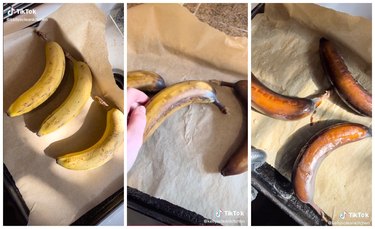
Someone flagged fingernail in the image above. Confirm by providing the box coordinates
[136,106,146,114]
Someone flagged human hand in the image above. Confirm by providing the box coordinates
[127,88,148,172]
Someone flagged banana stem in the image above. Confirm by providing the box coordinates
[65,52,78,63]
[95,96,110,110]
[35,30,78,65]
[214,101,228,114]
[34,30,49,42]
[311,89,331,109]
[209,80,235,88]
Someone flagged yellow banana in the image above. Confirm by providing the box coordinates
[56,108,124,170]
[38,59,92,136]
[7,41,65,117]
[144,80,227,142]
[127,70,166,93]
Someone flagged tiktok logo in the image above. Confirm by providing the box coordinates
[339,211,347,219]
[215,209,223,218]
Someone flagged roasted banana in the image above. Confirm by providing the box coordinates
[292,122,371,214]
[210,80,248,104]
[211,80,248,176]
[221,137,248,176]
[127,70,166,93]
[56,108,124,170]
[7,41,65,117]
[319,37,372,117]
[251,73,329,120]
[38,57,92,136]
[144,80,227,142]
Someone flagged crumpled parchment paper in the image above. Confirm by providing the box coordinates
[127,4,248,226]
[4,4,124,225]
[252,3,371,225]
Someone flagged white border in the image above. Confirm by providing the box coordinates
[1,1,374,228]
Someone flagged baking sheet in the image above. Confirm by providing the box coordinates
[3,4,124,225]
[127,4,248,226]
[251,3,371,225]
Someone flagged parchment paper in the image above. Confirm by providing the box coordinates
[127,4,248,226]
[4,4,124,225]
[252,4,371,225]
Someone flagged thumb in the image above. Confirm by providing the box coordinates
[127,106,147,171]
[127,105,147,139]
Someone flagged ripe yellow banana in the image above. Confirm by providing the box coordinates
[56,108,124,170]
[7,41,65,117]
[127,70,166,93]
[144,80,227,142]
[38,59,92,136]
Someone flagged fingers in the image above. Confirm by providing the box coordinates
[127,88,149,114]
[127,105,147,171]
[126,88,148,171]
[127,105,147,140]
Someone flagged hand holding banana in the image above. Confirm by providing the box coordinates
[143,80,228,142]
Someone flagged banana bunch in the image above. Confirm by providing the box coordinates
[7,36,123,170]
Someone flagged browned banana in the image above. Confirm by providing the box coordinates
[292,122,371,215]
[319,37,372,117]
[210,80,247,107]
[127,70,166,93]
[221,136,248,176]
[210,80,248,176]
[144,80,227,142]
[251,73,329,120]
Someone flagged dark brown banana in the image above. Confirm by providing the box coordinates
[210,80,248,176]
[292,122,371,216]
[319,37,372,117]
[251,73,329,120]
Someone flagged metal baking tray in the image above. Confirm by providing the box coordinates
[3,68,124,225]
[251,4,330,226]
[3,163,124,225]
[127,186,220,225]
[3,4,124,225]
[3,69,124,226]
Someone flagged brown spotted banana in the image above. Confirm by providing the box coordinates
[56,107,124,170]
[38,58,92,136]
[144,80,228,142]
[7,41,65,117]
